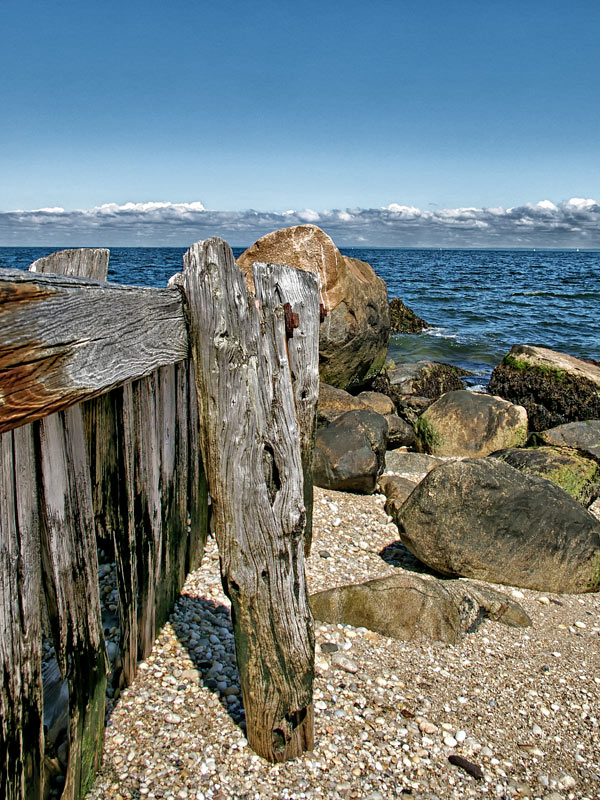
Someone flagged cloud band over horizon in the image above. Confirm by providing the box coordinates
[1,198,599,248]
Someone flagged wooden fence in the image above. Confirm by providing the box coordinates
[0,238,320,799]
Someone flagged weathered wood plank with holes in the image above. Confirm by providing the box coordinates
[0,268,188,433]
[31,248,109,800]
[181,238,318,762]
[253,262,320,557]
[0,424,44,800]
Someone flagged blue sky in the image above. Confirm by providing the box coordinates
[1,0,599,246]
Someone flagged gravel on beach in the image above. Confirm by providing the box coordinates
[88,487,600,800]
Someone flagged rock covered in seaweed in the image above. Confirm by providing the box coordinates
[310,572,531,645]
[489,345,600,431]
[388,297,429,333]
[530,419,600,462]
[391,457,600,593]
[237,225,390,389]
[492,445,600,506]
[414,390,528,457]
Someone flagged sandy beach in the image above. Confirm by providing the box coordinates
[87,486,600,800]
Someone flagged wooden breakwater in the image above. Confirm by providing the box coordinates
[0,239,320,799]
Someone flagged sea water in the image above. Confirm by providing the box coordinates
[2,246,598,387]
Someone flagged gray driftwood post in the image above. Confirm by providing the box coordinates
[0,424,44,800]
[181,238,319,762]
[30,250,109,799]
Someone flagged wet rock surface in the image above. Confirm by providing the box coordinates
[88,486,600,800]
[388,298,429,334]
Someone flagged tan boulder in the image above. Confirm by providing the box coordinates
[238,225,390,389]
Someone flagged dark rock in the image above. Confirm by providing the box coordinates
[393,458,600,593]
[371,361,467,418]
[493,445,600,506]
[310,572,531,645]
[489,345,600,431]
[318,550,332,559]
[389,298,429,333]
[313,409,388,494]
[238,224,390,389]
[384,413,416,449]
[414,390,528,457]
[317,382,369,427]
[531,420,600,462]
[320,642,339,653]
[448,755,484,780]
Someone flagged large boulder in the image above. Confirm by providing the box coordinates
[356,390,396,417]
[313,409,387,493]
[489,345,600,431]
[414,390,528,457]
[392,458,600,593]
[310,573,531,645]
[531,420,600,462]
[493,446,600,506]
[237,225,389,389]
[384,450,450,477]
[388,298,429,334]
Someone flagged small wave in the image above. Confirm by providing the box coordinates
[466,383,489,394]
[422,327,461,341]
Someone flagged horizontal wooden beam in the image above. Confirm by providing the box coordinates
[0,268,189,433]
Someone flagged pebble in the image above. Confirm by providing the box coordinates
[330,653,359,674]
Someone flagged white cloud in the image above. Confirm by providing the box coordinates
[1,198,599,247]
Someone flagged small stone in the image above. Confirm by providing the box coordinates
[537,596,550,605]
[320,642,339,653]
[574,621,586,629]
[455,730,467,743]
[511,589,525,599]
[419,720,438,735]
[331,653,359,674]
[318,550,332,559]
[558,774,576,790]
[480,746,493,757]
[165,712,181,724]
[444,735,458,748]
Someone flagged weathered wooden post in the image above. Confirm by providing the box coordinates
[181,238,319,762]
[30,250,110,800]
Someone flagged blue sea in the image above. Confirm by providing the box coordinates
[2,246,598,388]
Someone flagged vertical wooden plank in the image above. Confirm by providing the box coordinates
[182,238,318,762]
[185,359,209,572]
[253,262,320,557]
[31,249,109,799]
[37,409,108,799]
[0,426,44,800]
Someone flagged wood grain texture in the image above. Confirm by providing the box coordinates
[182,238,316,762]
[253,262,320,557]
[0,268,188,433]
[0,425,44,800]
[31,250,108,800]
[37,408,108,799]
[30,248,109,281]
